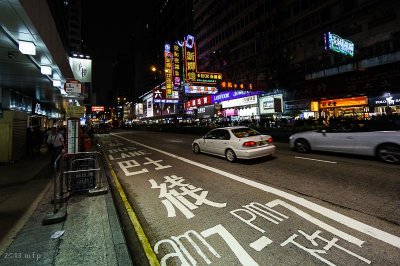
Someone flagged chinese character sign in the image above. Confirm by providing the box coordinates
[164,49,173,97]
[173,44,182,86]
[184,35,197,83]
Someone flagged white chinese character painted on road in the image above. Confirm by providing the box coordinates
[281,230,371,265]
[118,160,148,176]
[143,157,171,170]
[149,175,226,219]
[117,157,170,176]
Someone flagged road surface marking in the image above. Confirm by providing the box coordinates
[295,156,337,164]
[250,236,273,251]
[102,151,160,266]
[111,134,400,249]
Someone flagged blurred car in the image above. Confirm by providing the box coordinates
[289,119,400,164]
[192,126,275,162]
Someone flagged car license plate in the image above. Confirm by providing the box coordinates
[258,140,267,146]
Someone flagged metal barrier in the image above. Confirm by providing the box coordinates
[43,150,107,225]
[64,151,104,194]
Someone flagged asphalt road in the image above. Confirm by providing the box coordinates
[98,129,400,266]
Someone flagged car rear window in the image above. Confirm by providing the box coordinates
[231,128,260,138]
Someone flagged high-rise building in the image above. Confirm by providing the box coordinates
[193,0,400,100]
[48,0,82,53]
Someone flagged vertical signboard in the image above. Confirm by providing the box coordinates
[164,43,173,97]
[67,119,79,154]
[173,43,182,86]
[184,35,197,83]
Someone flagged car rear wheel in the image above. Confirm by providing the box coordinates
[295,139,310,153]
[193,143,201,154]
[225,149,236,162]
[377,144,400,164]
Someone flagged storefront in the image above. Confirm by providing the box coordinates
[212,90,262,122]
[368,92,400,115]
[258,94,284,119]
[319,96,369,122]
[197,105,215,122]
[284,99,318,119]
[220,94,259,122]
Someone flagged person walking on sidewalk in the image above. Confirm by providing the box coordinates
[47,127,65,168]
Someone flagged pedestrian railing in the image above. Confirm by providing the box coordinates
[43,149,107,225]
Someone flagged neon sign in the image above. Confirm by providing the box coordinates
[324,32,354,57]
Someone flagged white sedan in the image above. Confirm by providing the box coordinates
[289,120,400,164]
[192,126,276,162]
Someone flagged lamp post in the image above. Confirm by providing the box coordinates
[151,65,163,126]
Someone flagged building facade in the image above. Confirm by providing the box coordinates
[193,0,400,120]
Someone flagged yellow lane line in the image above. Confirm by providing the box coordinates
[103,149,160,266]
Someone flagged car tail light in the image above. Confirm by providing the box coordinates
[243,141,257,147]
[267,137,273,143]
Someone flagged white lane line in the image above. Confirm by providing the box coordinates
[295,156,337,164]
[111,134,400,249]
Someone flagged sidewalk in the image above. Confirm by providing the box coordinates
[0,146,132,265]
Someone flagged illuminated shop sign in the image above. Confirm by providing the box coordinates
[184,35,197,83]
[164,43,173,97]
[369,93,400,107]
[184,85,218,94]
[259,95,283,114]
[173,43,182,86]
[220,81,253,90]
[153,99,179,103]
[213,90,262,103]
[222,95,258,108]
[183,35,222,84]
[185,95,213,109]
[153,87,179,100]
[223,108,238,116]
[195,72,222,84]
[319,96,367,108]
[146,98,153,117]
[91,106,104,112]
[324,32,354,57]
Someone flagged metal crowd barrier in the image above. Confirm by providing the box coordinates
[43,150,107,225]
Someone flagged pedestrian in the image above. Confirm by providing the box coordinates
[47,127,65,168]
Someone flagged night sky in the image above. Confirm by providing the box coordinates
[82,2,148,105]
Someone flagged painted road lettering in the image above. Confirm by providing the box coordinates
[149,175,227,219]
[98,135,399,265]
[155,224,257,266]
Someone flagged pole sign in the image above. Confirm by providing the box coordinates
[64,80,82,94]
